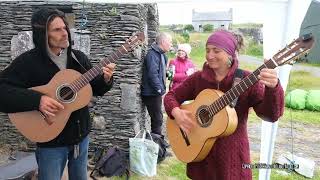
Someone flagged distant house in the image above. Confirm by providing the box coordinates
[192,8,233,32]
[300,0,320,64]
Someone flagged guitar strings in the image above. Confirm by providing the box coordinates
[58,42,123,100]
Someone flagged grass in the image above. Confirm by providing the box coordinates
[242,37,263,58]
[248,107,320,125]
[99,157,189,180]
[297,62,320,68]
[252,168,320,180]
[286,70,320,92]
[231,23,263,29]
[104,156,319,180]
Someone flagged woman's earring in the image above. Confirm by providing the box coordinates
[227,57,233,67]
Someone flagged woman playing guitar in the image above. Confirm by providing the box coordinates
[164,30,284,180]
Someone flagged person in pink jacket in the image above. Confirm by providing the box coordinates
[168,43,196,90]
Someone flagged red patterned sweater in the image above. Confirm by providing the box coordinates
[164,62,284,180]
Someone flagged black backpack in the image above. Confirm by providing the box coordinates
[150,133,170,163]
[90,146,129,180]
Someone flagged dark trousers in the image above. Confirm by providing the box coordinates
[142,95,163,135]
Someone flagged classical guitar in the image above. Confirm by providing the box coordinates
[167,34,315,163]
[8,32,145,142]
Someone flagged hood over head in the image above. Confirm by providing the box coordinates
[31,8,72,57]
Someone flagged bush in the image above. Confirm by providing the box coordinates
[181,32,190,43]
[169,24,178,31]
[244,37,263,58]
[184,24,194,32]
[203,24,213,32]
[172,34,185,45]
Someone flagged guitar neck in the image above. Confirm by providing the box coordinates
[70,45,128,92]
[207,59,278,115]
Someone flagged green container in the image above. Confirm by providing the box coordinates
[285,89,308,110]
[306,90,320,111]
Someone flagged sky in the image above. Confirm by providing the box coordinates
[51,0,320,26]
[82,0,282,25]
[157,1,266,25]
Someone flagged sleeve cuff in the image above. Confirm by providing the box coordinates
[105,76,114,86]
[265,80,282,94]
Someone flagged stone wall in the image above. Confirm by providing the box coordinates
[0,1,159,151]
[237,27,263,44]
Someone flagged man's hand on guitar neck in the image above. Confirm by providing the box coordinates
[102,63,116,83]
[39,95,64,123]
[172,107,196,135]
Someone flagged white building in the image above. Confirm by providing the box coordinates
[191,8,233,32]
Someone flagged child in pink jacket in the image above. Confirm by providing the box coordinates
[168,43,196,90]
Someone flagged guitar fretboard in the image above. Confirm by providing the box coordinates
[69,46,128,92]
[207,59,278,116]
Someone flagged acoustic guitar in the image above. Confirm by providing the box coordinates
[167,34,315,163]
[8,32,145,143]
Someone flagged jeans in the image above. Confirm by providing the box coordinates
[35,136,89,180]
[142,95,163,135]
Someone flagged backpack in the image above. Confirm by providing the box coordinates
[150,133,170,163]
[90,146,129,180]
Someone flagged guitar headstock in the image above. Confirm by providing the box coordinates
[123,32,145,52]
[272,33,315,66]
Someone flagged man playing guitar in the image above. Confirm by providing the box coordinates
[0,8,115,180]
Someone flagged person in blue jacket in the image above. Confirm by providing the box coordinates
[141,32,172,136]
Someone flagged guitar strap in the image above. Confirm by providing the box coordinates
[71,51,89,72]
[229,68,243,108]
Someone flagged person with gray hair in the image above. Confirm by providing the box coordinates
[141,32,172,136]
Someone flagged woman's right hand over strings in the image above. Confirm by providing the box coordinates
[171,107,196,135]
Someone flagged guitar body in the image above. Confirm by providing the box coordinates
[167,89,238,163]
[8,69,92,142]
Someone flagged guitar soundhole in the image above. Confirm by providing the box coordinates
[56,84,77,103]
[197,105,212,127]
